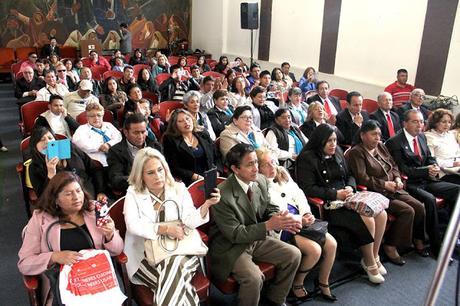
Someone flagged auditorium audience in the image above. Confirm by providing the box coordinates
[99,76,128,115]
[159,64,189,102]
[14,66,45,109]
[182,90,216,140]
[270,67,289,94]
[207,89,234,137]
[55,63,76,91]
[34,60,46,80]
[118,65,136,94]
[128,48,147,66]
[124,147,219,306]
[84,50,111,71]
[213,55,230,74]
[63,80,99,119]
[228,76,250,108]
[20,52,38,72]
[77,67,102,97]
[384,69,415,108]
[18,171,123,306]
[188,65,203,91]
[370,92,401,141]
[287,87,309,126]
[196,55,211,73]
[162,109,221,185]
[107,114,162,193]
[397,88,430,123]
[306,80,342,125]
[28,126,106,200]
[111,56,127,72]
[199,76,215,112]
[63,59,80,84]
[257,148,337,302]
[136,67,159,94]
[151,54,169,78]
[281,62,297,87]
[336,91,370,146]
[299,67,317,94]
[245,63,261,94]
[34,94,79,138]
[250,86,278,130]
[40,37,60,59]
[386,109,460,256]
[72,102,122,167]
[346,120,426,264]
[425,108,460,185]
[296,124,388,284]
[35,70,69,102]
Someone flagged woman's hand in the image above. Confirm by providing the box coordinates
[51,251,82,265]
[100,216,115,242]
[336,188,352,200]
[302,213,315,227]
[384,181,397,193]
[166,224,185,240]
[205,188,221,207]
[45,156,59,179]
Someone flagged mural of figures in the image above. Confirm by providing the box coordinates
[0,0,191,50]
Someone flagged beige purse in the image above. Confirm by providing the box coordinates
[144,194,208,266]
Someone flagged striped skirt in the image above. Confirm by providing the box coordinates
[133,255,200,306]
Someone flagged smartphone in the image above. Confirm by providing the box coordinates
[95,200,110,227]
[47,139,71,160]
[204,167,217,199]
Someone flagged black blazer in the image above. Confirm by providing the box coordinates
[14,77,45,103]
[162,131,222,186]
[397,102,430,123]
[40,44,60,58]
[107,137,163,192]
[300,120,346,144]
[370,109,402,141]
[207,106,233,137]
[385,130,437,184]
[295,147,356,201]
[336,109,370,145]
[306,94,342,113]
[159,78,189,102]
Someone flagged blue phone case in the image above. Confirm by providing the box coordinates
[47,139,71,160]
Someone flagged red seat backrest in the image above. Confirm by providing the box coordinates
[159,101,183,122]
[21,101,49,136]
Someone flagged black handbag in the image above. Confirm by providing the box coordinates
[297,220,328,248]
[44,220,94,306]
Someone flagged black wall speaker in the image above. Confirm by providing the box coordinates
[241,2,259,30]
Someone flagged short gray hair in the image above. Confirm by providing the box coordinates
[128,147,175,193]
[182,90,201,105]
[377,92,392,103]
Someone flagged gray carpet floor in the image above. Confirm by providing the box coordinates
[0,80,458,306]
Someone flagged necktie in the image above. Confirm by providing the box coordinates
[287,130,303,154]
[386,113,395,137]
[248,132,260,149]
[324,99,332,116]
[413,137,422,161]
[247,187,253,202]
[91,127,111,143]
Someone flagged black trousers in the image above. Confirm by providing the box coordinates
[406,180,459,255]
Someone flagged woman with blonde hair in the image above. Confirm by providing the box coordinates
[123,147,220,306]
[257,148,337,302]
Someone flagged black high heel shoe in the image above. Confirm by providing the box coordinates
[289,284,313,302]
[314,279,337,302]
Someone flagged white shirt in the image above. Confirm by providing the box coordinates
[63,91,100,119]
[48,112,67,135]
[320,96,338,115]
[35,84,69,102]
[265,129,308,160]
[72,122,122,166]
[403,128,418,153]
[235,174,254,194]
[425,130,460,168]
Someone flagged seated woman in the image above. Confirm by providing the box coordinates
[177,56,191,78]
[346,120,427,262]
[213,55,229,74]
[124,147,220,306]
[207,89,234,137]
[29,126,106,201]
[99,76,128,116]
[196,55,210,73]
[122,84,144,123]
[228,76,251,108]
[298,67,317,94]
[287,87,309,126]
[18,171,123,306]
[72,102,122,167]
[224,69,236,92]
[129,48,147,66]
[137,67,159,94]
[111,56,127,72]
[182,91,216,140]
[257,148,337,302]
[151,54,170,78]
[296,124,388,284]
[63,59,80,84]
[425,108,460,185]
[232,57,249,74]
[270,67,289,94]
[265,108,308,163]
[220,105,272,160]
[163,109,221,185]
[300,101,345,143]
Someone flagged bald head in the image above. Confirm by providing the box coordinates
[22,67,34,82]
[377,92,393,111]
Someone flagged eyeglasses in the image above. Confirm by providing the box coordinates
[57,70,66,72]
[87,114,103,118]
[239,115,253,121]
[413,93,426,99]
[30,56,38,59]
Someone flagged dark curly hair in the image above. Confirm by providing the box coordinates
[427,108,454,131]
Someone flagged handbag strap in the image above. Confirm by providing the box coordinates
[45,219,95,252]
[150,192,181,223]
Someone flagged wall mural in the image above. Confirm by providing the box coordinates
[0,0,191,50]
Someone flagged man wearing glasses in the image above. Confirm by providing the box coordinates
[397,88,430,123]
[20,52,38,72]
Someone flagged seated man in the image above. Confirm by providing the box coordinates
[35,70,69,101]
[40,37,60,59]
[55,63,77,91]
[336,91,370,146]
[77,67,102,97]
[306,80,342,125]
[14,66,45,109]
[199,75,215,112]
[19,52,38,72]
[63,80,100,119]
[207,89,234,137]
[245,63,261,94]
[385,109,460,256]
[250,86,278,130]
[281,62,296,87]
[34,94,79,138]
[370,92,401,141]
[209,143,302,306]
[397,88,430,123]
[188,64,203,91]
[118,65,136,94]
[159,64,189,102]
[107,113,162,193]
[384,68,415,109]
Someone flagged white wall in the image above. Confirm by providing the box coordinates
[442,4,460,97]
